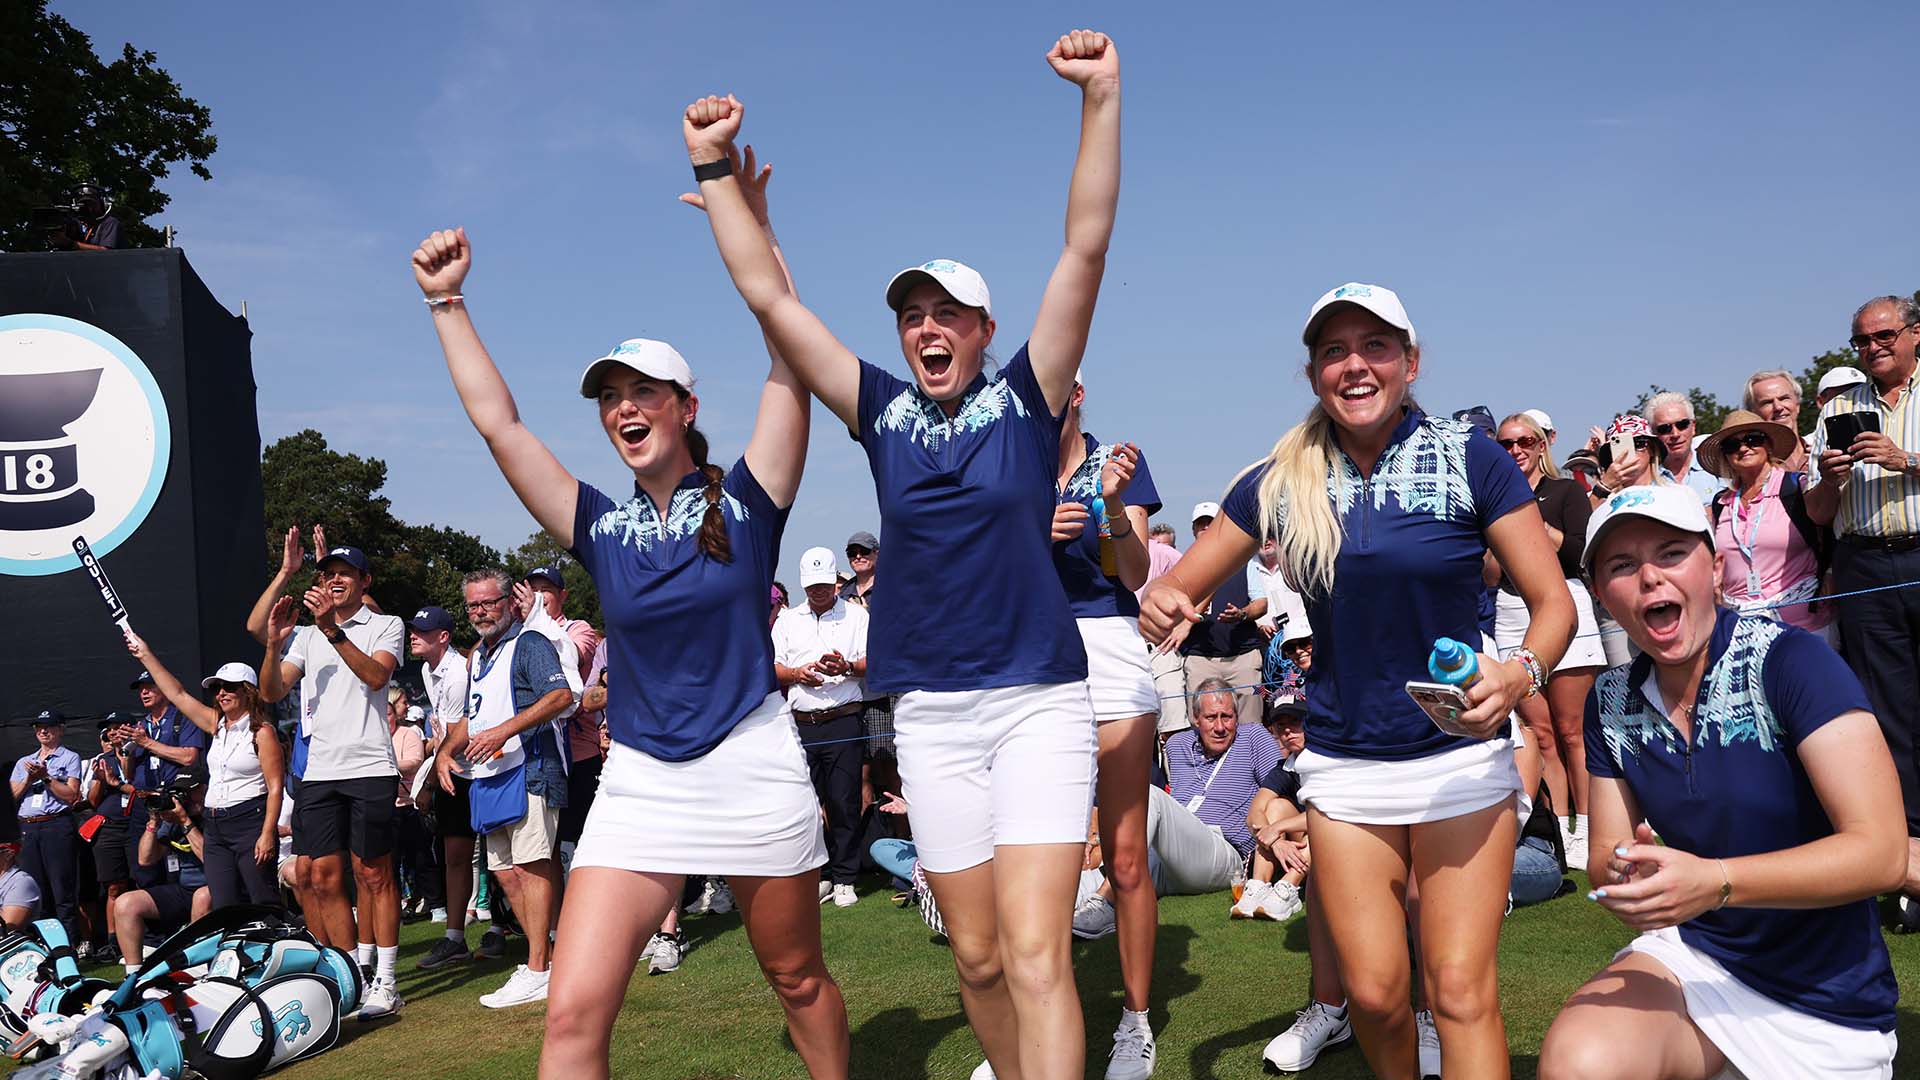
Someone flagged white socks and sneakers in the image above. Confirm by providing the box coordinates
[1562,813,1590,871]
[356,943,403,1019]
[1106,1008,1155,1080]
[1262,999,1352,1072]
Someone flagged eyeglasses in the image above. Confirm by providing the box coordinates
[846,548,873,559]
[1651,417,1693,437]
[465,595,509,612]
[1850,323,1918,353]
[209,681,246,693]
[1497,435,1541,451]
[1727,431,1772,451]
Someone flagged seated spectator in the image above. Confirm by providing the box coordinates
[0,841,41,930]
[1072,680,1281,938]
[1510,724,1569,910]
[1697,410,1833,636]
[1264,626,1311,705]
[1239,701,1308,921]
[114,779,212,975]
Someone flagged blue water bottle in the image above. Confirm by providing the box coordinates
[1427,637,1481,687]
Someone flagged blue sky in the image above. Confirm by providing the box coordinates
[57,2,1920,573]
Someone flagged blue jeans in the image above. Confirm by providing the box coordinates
[870,838,917,883]
[1509,836,1564,907]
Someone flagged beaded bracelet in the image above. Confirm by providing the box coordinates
[1513,647,1546,699]
[423,294,465,308]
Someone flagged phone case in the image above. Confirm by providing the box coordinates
[1405,681,1477,737]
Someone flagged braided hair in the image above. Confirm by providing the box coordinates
[677,388,733,563]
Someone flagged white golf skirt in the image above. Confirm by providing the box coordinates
[1493,579,1607,671]
[1078,616,1160,722]
[571,691,827,877]
[1623,927,1896,1080]
[1294,736,1520,825]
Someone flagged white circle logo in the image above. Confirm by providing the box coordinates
[0,314,171,577]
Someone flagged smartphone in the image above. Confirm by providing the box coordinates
[1824,411,1881,452]
[1599,432,1637,472]
[1406,680,1477,737]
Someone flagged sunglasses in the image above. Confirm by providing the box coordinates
[209,681,247,693]
[1597,437,1659,470]
[846,548,873,559]
[1726,431,1772,452]
[1651,417,1692,436]
[1497,435,1541,451]
[1849,323,1916,353]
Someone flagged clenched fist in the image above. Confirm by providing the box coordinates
[412,228,471,300]
[1047,29,1119,90]
[684,94,744,164]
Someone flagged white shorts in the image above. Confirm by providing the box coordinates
[485,793,559,872]
[570,691,827,877]
[1623,927,1896,1080]
[1077,617,1159,722]
[1493,579,1606,671]
[1295,736,1520,825]
[895,681,1097,873]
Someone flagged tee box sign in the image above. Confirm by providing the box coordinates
[0,314,171,576]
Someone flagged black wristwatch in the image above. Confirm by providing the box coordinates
[323,627,346,644]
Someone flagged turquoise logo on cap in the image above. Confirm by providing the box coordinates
[922,260,959,273]
[1332,284,1373,299]
[1608,489,1654,512]
[614,341,647,356]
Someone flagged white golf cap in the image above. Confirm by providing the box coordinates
[1301,282,1417,348]
[1523,408,1555,433]
[885,259,992,318]
[578,338,695,399]
[200,662,259,689]
[1581,485,1715,576]
[1191,501,1222,522]
[798,546,839,589]
[1817,366,1869,396]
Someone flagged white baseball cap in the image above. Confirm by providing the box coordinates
[578,338,695,399]
[885,259,992,318]
[1301,282,1417,348]
[200,662,259,689]
[1817,366,1869,396]
[798,546,839,589]
[1191,501,1222,523]
[1523,408,1555,433]
[1581,485,1715,576]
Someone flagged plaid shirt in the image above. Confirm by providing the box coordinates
[1808,369,1920,538]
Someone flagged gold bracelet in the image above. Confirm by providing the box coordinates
[1715,859,1732,909]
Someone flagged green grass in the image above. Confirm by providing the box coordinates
[30,877,1920,1078]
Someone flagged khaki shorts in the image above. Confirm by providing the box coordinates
[484,793,560,871]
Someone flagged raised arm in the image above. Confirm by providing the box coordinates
[686,96,863,432]
[123,631,220,733]
[413,229,580,544]
[246,526,305,646]
[680,143,811,508]
[1028,30,1122,414]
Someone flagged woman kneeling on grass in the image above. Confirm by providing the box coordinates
[411,148,846,1080]
[1539,485,1903,1080]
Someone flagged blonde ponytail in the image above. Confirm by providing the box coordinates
[1253,403,1348,598]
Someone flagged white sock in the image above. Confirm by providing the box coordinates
[446,928,466,943]
[1574,813,1589,836]
[375,945,398,982]
[1119,1008,1150,1031]
[526,965,550,981]
[355,943,373,966]
[1324,999,1348,1017]
[124,962,140,975]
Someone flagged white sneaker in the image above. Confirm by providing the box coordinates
[472,905,491,921]
[1255,880,1303,922]
[709,878,735,915]
[685,879,713,915]
[1415,1008,1441,1078]
[1565,822,1589,873]
[648,931,684,974]
[430,907,448,923]
[357,976,402,1020]
[1105,1020,1156,1080]
[641,932,663,960]
[969,1060,996,1080]
[818,879,834,905]
[832,884,858,908]
[1071,894,1117,940]
[1230,879,1270,919]
[1261,1000,1352,1071]
[480,964,551,1009]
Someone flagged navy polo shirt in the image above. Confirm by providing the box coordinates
[1221,410,1532,760]
[1054,433,1162,619]
[570,460,788,762]
[1585,609,1896,1032]
[129,706,209,792]
[855,344,1087,693]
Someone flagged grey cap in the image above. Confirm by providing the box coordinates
[845,531,879,552]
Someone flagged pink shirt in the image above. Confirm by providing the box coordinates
[1137,540,1185,603]
[1713,470,1831,633]
[391,726,425,806]
[561,619,602,762]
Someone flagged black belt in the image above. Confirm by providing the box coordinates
[1838,533,1920,553]
[793,701,863,725]
[203,794,268,819]
[19,811,71,825]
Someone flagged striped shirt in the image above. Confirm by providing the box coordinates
[1807,369,1920,538]
[1164,725,1282,856]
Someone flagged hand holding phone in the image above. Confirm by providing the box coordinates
[1406,681,1477,737]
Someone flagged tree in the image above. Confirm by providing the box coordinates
[259,430,499,640]
[506,532,601,628]
[0,0,217,251]
[1627,385,1733,433]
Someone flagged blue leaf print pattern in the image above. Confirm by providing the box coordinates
[877,371,1028,451]
[588,485,749,553]
[1595,616,1787,766]
[1062,443,1112,502]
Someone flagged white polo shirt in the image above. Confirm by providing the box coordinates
[284,604,404,782]
[421,648,469,744]
[770,598,869,713]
